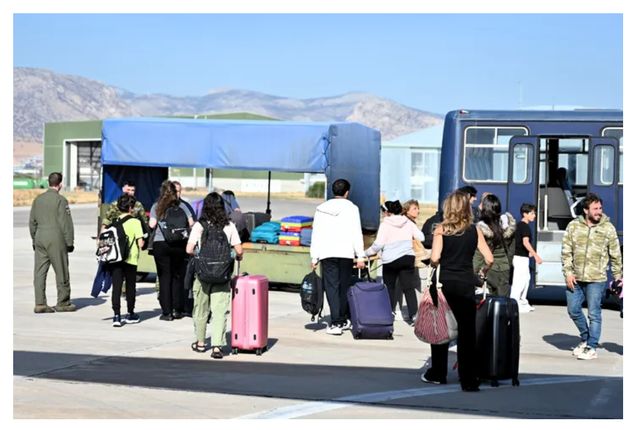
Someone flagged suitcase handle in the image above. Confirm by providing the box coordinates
[356,258,377,281]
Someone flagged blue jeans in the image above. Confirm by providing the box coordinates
[566,281,607,349]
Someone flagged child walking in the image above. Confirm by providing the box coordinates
[511,203,543,313]
[110,194,145,327]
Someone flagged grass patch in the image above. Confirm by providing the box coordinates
[13,189,99,207]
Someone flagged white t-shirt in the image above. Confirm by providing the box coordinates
[187,221,241,249]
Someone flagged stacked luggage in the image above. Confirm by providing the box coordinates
[300,228,313,246]
[279,231,301,246]
[250,221,281,244]
[244,212,272,236]
[280,216,314,247]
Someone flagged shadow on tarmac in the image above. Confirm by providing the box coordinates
[13,350,622,419]
[72,296,107,310]
[542,333,623,355]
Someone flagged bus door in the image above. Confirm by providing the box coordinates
[587,137,619,227]
[507,137,539,226]
[507,137,540,286]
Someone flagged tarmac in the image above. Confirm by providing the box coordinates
[12,203,625,421]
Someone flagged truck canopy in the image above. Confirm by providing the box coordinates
[101,117,381,230]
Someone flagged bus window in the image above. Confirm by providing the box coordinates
[602,127,623,184]
[512,143,532,184]
[619,146,623,185]
[593,145,615,186]
[540,138,588,192]
[463,126,527,182]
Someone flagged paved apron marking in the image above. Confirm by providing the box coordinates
[239,376,600,419]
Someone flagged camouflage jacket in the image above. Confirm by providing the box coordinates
[102,200,148,226]
[561,214,622,282]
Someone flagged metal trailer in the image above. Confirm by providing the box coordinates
[99,117,381,285]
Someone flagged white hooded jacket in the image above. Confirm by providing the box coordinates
[310,198,366,264]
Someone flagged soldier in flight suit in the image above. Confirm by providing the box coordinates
[29,172,76,313]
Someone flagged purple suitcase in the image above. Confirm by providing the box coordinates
[347,279,394,339]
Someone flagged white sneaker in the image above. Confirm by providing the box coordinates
[326,325,342,335]
[394,310,404,321]
[341,320,352,331]
[577,347,598,360]
[519,306,531,313]
[572,341,587,356]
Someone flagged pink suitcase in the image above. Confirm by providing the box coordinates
[231,275,269,355]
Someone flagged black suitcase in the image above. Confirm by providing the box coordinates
[243,212,271,236]
[475,295,520,387]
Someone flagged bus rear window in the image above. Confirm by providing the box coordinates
[463,126,527,182]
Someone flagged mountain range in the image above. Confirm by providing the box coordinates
[13,67,443,147]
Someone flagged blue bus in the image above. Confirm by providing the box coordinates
[438,109,623,286]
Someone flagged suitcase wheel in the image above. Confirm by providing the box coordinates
[232,348,239,355]
[387,333,394,340]
[353,333,361,339]
[512,378,520,387]
[256,348,262,356]
[490,380,499,387]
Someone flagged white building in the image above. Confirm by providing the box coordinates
[381,125,443,204]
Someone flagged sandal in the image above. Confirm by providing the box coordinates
[210,347,223,359]
[191,342,207,353]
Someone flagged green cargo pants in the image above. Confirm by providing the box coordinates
[33,235,71,307]
[192,278,231,347]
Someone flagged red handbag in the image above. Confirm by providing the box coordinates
[414,265,458,345]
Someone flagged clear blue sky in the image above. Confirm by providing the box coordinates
[13,14,622,114]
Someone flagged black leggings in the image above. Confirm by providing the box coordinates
[383,255,417,316]
[111,262,137,315]
[427,278,478,389]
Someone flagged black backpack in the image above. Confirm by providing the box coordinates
[158,205,190,244]
[300,270,324,322]
[193,221,234,284]
[96,215,133,264]
[421,211,443,249]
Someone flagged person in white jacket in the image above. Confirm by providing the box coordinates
[310,179,366,335]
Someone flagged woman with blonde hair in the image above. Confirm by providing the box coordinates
[421,190,494,392]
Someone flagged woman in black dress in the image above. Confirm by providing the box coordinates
[421,190,494,392]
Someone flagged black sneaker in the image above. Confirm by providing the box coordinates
[159,314,174,321]
[124,313,140,324]
[172,310,183,320]
[421,371,446,385]
[112,315,122,327]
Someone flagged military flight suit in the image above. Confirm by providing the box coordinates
[29,189,75,307]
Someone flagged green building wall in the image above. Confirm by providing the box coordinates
[43,120,102,176]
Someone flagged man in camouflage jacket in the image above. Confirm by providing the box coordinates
[101,181,148,232]
[561,193,622,360]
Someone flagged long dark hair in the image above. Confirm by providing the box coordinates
[479,194,503,249]
[156,180,179,219]
[200,192,229,227]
